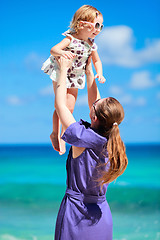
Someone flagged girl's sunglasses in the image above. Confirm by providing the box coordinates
[82,21,104,31]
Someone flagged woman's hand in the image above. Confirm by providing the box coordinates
[55,56,74,71]
[61,50,75,59]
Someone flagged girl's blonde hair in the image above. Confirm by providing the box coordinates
[96,97,128,186]
[70,5,102,33]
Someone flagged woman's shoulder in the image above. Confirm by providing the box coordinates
[62,119,107,150]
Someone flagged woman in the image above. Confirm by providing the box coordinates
[54,56,128,240]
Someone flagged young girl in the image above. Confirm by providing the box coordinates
[41,5,106,154]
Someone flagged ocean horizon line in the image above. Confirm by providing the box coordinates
[0,142,160,147]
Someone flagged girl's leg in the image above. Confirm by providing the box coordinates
[50,81,61,152]
[60,88,78,155]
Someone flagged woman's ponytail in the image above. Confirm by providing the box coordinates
[96,97,128,186]
[100,124,128,185]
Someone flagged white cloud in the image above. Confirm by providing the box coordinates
[138,39,160,63]
[6,96,23,105]
[109,86,123,95]
[118,94,132,105]
[39,84,53,96]
[118,94,146,106]
[76,94,88,106]
[130,71,154,89]
[96,25,160,67]
[135,97,146,106]
[6,95,35,106]
[109,85,147,106]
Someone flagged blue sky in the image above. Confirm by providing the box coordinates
[0,0,160,144]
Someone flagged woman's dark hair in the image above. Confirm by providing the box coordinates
[96,97,128,185]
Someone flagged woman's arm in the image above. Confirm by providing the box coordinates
[86,56,101,110]
[55,57,76,132]
[55,57,86,157]
[50,37,75,59]
[92,50,106,83]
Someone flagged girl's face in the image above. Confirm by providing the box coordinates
[88,14,103,39]
[79,14,103,40]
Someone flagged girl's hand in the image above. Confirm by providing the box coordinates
[94,74,106,83]
[61,50,75,59]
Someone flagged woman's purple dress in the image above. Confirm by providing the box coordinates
[54,120,113,240]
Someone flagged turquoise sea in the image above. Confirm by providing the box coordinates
[0,144,160,240]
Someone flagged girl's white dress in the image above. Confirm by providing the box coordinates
[41,31,97,89]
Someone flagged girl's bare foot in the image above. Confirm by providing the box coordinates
[50,132,61,153]
[59,138,66,155]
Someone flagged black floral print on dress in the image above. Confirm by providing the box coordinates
[41,30,97,89]
[77,79,83,85]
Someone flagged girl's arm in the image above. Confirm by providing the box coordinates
[55,57,76,131]
[50,37,75,59]
[92,50,106,83]
[86,56,101,110]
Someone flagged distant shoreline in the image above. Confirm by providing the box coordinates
[0,142,160,147]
